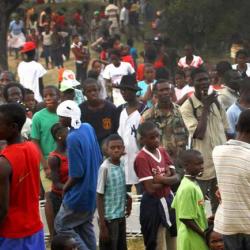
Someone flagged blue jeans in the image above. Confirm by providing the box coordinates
[54,203,96,250]
[223,234,250,250]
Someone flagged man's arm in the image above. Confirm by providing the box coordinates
[0,157,12,224]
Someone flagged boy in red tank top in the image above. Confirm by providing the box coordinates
[0,103,45,250]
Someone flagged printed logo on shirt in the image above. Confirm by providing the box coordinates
[102,118,112,130]
[198,199,204,206]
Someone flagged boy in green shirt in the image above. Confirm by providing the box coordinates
[31,85,60,177]
[172,150,209,250]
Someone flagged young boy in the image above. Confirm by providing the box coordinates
[0,103,45,250]
[117,74,147,193]
[80,78,118,145]
[134,121,178,250]
[137,63,156,108]
[71,35,90,84]
[97,134,132,250]
[31,85,60,178]
[172,149,209,250]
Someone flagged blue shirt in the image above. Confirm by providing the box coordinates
[9,20,24,35]
[137,80,156,108]
[63,123,102,212]
[226,102,245,137]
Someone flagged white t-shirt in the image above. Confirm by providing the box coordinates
[41,31,53,46]
[103,62,135,106]
[120,7,129,25]
[18,61,47,102]
[118,108,141,184]
[232,63,250,77]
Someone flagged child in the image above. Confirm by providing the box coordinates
[121,45,135,69]
[80,78,118,145]
[0,103,45,250]
[71,34,90,84]
[24,88,37,118]
[97,134,132,250]
[3,82,32,140]
[134,121,178,250]
[172,149,209,250]
[116,74,146,193]
[90,59,107,99]
[31,85,60,178]
[51,234,77,250]
[205,225,224,250]
[41,25,53,69]
[137,63,156,108]
[45,123,68,237]
[174,69,194,105]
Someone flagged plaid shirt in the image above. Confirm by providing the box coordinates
[97,159,126,220]
[142,103,188,160]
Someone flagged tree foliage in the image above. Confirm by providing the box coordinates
[161,0,250,50]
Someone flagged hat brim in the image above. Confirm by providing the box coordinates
[114,85,141,91]
[20,47,35,53]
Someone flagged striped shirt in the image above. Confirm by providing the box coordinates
[212,140,250,235]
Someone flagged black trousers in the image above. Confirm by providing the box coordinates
[99,217,127,250]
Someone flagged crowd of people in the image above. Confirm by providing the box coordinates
[0,1,250,250]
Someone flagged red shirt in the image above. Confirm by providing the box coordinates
[136,63,145,81]
[122,55,135,69]
[134,147,173,198]
[0,142,42,238]
[49,151,69,195]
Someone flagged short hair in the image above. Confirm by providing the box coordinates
[236,109,250,133]
[51,122,66,140]
[155,67,170,80]
[153,79,170,93]
[144,46,157,63]
[87,70,99,79]
[216,61,232,77]
[105,134,123,146]
[83,78,99,90]
[178,149,202,167]
[137,121,157,137]
[24,88,34,95]
[236,49,248,58]
[175,69,185,78]
[144,63,154,71]
[72,34,79,40]
[0,103,26,132]
[190,67,208,80]
[127,38,134,47]
[51,234,74,250]
[43,85,60,96]
[3,82,25,102]
[223,69,240,85]
[109,49,121,58]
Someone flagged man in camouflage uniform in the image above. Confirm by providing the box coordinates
[141,79,188,180]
